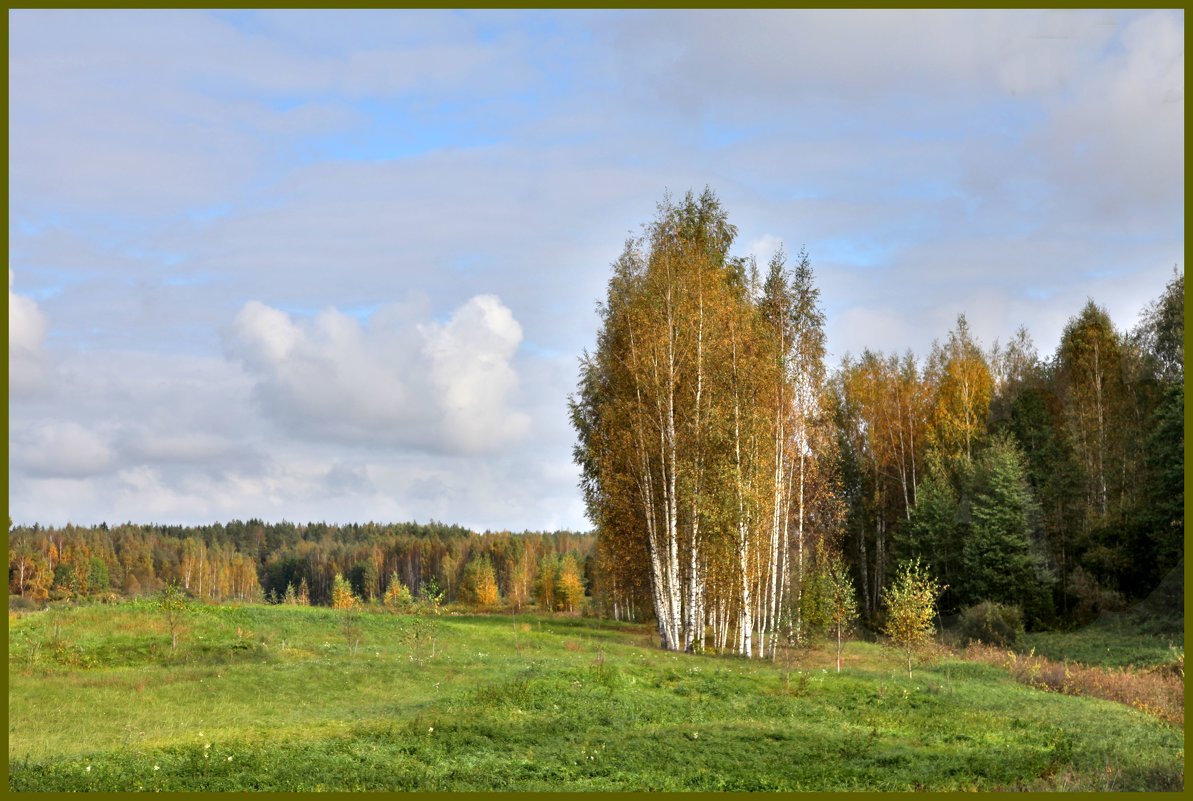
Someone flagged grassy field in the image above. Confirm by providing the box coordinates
[8,601,1184,791]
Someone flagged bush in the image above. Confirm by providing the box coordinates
[9,595,41,612]
[958,600,1024,647]
[1066,566,1125,625]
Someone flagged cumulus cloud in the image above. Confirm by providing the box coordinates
[423,295,528,451]
[9,269,48,393]
[224,293,530,453]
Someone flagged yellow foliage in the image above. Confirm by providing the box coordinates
[331,574,359,610]
[883,558,944,678]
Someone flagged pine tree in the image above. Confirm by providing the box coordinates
[961,433,1053,620]
[903,456,961,610]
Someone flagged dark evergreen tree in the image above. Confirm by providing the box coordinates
[961,434,1053,623]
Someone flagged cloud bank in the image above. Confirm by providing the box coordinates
[224,294,529,453]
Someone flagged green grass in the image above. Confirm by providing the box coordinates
[8,602,1184,791]
[1021,619,1184,669]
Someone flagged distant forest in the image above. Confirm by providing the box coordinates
[7,520,596,613]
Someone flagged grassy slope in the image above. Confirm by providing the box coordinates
[8,602,1184,791]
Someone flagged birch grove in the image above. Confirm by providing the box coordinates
[571,190,833,655]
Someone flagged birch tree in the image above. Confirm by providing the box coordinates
[926,315,993,467]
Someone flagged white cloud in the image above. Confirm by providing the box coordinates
[9,269,48,394]
[1033,11,1183,222]
[226,300,303,368]
[224,293,529,453]
[121,430,255,468]
[423,294,529,451]
[14,422,114,478]
[745,234,784,268]
[324,462,374,496]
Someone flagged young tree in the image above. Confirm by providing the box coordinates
[330,573,359,610]
[158,581,189,651]
[557,553,586,613]
[421,575,445,614]
[331,573,363,654]
[824,554,859,673]
[883,558,944,679]
[383,572,414,610]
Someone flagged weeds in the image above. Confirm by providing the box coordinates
[963,642,1184,725]
[838,723,880,759]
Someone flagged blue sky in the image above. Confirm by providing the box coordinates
[8,9,1184,530]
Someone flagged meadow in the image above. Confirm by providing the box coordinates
[8,601,1184,791]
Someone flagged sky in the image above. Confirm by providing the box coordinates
[7,9,1184,532]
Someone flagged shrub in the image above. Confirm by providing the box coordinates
[9,595,40,612]
[1066,566,1125,625]
[958,600,1024,647]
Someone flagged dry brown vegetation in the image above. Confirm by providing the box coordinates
[963,642,1184,726]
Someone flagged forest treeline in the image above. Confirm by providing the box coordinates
[7,519,596,613]
[8,190,1183,655]
[571,189,1183,655]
